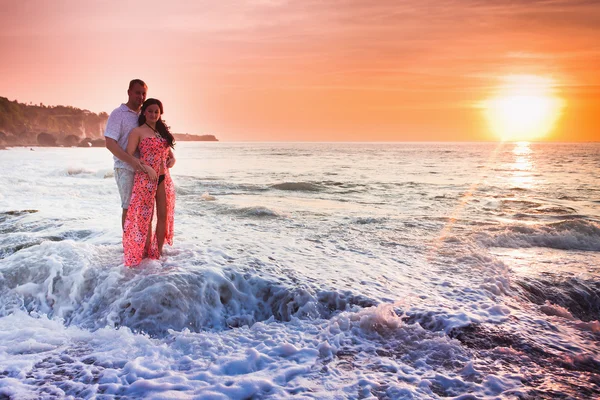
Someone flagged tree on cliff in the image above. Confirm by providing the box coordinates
[0,96,109,146]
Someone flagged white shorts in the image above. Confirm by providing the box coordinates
[115,168,135,209]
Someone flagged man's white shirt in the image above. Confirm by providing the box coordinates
[104,104,140,171]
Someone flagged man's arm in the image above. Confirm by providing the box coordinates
[166,148,176,168]
[125,130,156,181]
[104,109,146,171]
[105,137,146,171]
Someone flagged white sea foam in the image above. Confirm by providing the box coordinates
[1,142,599,398]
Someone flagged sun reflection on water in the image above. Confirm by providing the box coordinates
[510,142,535,189]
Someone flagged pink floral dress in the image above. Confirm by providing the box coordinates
[123,136,175,266]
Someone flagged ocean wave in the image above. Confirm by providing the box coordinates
[174,185,192,195]
[557,195,581,201]
[270,182,324,192]
[65,167,93,176]
[532,205,577,215]
[209,182,268,192]
[0,210,45,238]
[226,206,286,218]
[479,220,600,252]
[179,179,369,197]
[177,181,269,196]
[449,323,548,353]
[499,199,579,218]
[0,209,38,224]
[512,213,586,221]
[60,167,113,179]
[449,323,600,398]
[401,310,477,333]
[515,276,600,322]
[0,236,63,259]
[0,241,379,336]
[500,199,542,209]
[353,217,387,225]
[0,210,95,259]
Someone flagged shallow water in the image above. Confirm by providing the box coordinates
[0,142,599,399]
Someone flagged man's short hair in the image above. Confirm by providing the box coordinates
[128,79,147,90]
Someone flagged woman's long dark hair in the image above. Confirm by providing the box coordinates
[138,98,175,148]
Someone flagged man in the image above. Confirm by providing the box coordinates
[104,79,149,228]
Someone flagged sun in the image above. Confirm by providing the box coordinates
[483,75,564,142]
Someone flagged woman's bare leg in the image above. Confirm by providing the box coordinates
[144,216,152,256]
[155,181,167,255]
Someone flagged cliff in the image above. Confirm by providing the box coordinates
[0,97,219,148]
[173,133,218,142]
[0,97,108,146]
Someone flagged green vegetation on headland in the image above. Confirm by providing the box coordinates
[0,97,218,148]
[0,97,108,147]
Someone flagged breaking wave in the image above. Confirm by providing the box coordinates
[0,240,379,337]
[478,220,600,252]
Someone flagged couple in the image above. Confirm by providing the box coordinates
[104,79,176,267]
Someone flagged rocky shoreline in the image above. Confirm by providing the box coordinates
[0,97,218,150]
[0,133,109,148]
[0,133,219,150]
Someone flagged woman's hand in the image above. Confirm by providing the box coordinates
[144,165,158,181]
[166,156,176,168]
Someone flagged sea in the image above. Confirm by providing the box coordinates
[0,141,598,399]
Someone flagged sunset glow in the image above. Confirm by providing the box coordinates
[0,1,599,141]
[484,76,564,142]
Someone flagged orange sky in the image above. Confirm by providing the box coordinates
[1,0,598,141]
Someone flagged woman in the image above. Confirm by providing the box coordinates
[123,98,176,267]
